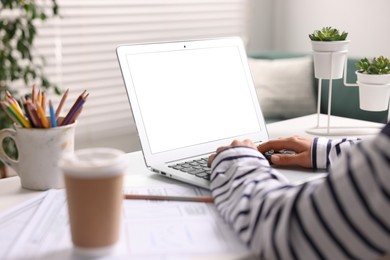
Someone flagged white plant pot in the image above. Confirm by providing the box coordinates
[356,72,390,111]
[356,71,390,85]
[311,40,350,79]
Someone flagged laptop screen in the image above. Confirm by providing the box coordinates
[124,45,262,154]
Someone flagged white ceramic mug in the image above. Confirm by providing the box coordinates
[0,122,75,190]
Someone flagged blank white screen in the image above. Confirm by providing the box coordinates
[126,46,261,154]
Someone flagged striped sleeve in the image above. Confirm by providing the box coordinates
[311,137,361,169]
[210,123,390,260]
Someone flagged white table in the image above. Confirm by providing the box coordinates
[0,113,386,259]
[0,113,384,213]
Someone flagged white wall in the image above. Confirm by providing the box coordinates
[246,0,274,52]
[248,0,390,58]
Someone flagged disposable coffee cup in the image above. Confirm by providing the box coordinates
[60,148,128,257]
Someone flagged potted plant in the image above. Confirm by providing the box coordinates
[0,0,60,178]
[355,56,390,111]
[309,26,350,79]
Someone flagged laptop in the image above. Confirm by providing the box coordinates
[116,37,268,189]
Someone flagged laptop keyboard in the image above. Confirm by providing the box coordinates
[168,157,211,180]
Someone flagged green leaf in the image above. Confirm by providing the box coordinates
[54,86,62,95]
[0,0,60,136]
[309,26,348,41]
[6,21,17,39]
[41,77,50,88]
[53,2,59,15]
[40,12,47,20]
[356,56,390,74]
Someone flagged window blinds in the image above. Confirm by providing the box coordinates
[33,0,249,152]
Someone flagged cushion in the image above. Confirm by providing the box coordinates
[247,56,316,120]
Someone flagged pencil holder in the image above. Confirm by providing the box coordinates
[0,119,76,190]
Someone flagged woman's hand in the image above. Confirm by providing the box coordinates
[257,136,313,168]
[208,139,257,167]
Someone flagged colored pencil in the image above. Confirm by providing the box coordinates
[71,106,83,124]
[61,98,85,125]
[2,102,26,127]
[31,84,36,104]
[6,106,25,127]
[7,99,22,116]
[5,101,31,128]
[0,101,20,126]
[26,101,42,128]
[6,92,24,115]
[61,90,88,126]
[37,89,42,106]
[1,87,88,129]
[55,88,69,119]
[21,97,35,127]
[41,91,47,113]
[49,100,57,127]
[124,194,215,203]
[68,92,88,124]
[36,103,50,128]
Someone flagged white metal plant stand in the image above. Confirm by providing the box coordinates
[306,51,389,136]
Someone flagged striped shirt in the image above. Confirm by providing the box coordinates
[210,122,390,260]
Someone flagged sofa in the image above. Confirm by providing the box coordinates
[247,51,388,124]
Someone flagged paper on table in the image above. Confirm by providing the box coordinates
[6,190,74,259]
[123,185,249,258]
[0,192,47,259]
[7,185,251,259]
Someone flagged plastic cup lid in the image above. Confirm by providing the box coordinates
[60,148,128,178]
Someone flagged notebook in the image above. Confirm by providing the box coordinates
[116,37,268,189]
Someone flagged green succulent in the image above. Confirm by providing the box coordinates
[309,26,348,41]
[356,56,390,74]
